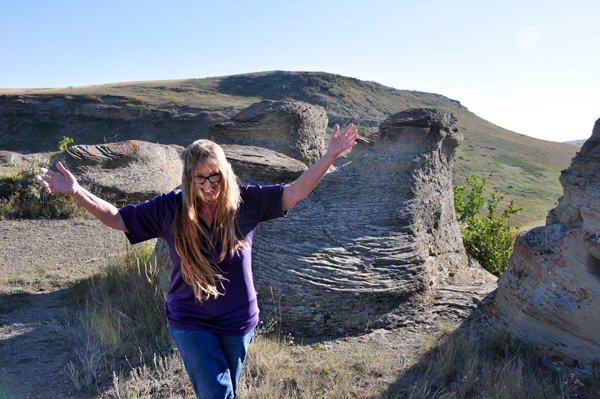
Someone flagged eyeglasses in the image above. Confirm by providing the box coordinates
[194,173,222,185]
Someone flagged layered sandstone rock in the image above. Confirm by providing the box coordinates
[221,144,307,185]
[252,108,495,336]
[207,100,328,166]
[51,140,184,204]
[490,118,600,365]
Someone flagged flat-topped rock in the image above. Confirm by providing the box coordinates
[207,100,328,166]
[51,140,184,204]
[221,144,307,185]
[251,108,495,336]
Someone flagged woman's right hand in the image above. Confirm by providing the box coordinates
[35,161,79,195]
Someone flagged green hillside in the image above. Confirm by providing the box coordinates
[0,71,580,226]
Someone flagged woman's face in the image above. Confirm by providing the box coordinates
[194,162,222,206]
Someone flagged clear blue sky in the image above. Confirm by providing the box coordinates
[1,0,598,143]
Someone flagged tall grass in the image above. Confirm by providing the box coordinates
[384,325,600,398]
[56,242,170,391]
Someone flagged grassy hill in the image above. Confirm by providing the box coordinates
[0,71,580,226]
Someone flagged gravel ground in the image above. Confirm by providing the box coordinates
[0,218,129,399]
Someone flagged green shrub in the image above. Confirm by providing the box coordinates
[0,137,84,219]
[454,174,522,276]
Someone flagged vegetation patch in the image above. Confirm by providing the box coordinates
[0,138,87,220]
[118,96,147,108]
[386,325,599,398]
[493,154,552,177]
[454,174,522,276]
[172,112,196,121]
[55,242,169,391]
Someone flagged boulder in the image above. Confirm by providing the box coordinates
[51,140,184,204]
[490,118,600,366]
[252,108,495,336]
[0,151,27,165]
[207,100,328,166]
[0,151,54,166]
[221,144,307,185]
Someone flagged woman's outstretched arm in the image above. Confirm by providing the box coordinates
[282,123,358,211]
[36,161,128,232]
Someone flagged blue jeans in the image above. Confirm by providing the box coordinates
[168,326,254,399]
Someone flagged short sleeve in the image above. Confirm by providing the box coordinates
[239,184,287,224]
[119,190,180,244]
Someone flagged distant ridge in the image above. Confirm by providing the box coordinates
[564,139,587,147]
[0,71,581,226]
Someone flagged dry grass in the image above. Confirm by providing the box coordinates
[238,335,396,398]
[383,325,600,399]
[54,242,170,391]
[52,247,600,398]
[105,322,600,398]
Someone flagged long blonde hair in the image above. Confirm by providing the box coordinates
[172,140,244,302]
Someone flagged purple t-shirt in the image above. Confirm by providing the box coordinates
[118,184,286,336]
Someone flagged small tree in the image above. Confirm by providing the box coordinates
[453,174,522,276]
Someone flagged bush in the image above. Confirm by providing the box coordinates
[454,174,522,276]
[0,137,84,219]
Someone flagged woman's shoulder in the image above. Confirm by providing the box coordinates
[136,189,182,212]
[239,184,284,195]
[156,188,181,202]
[238,184,284,208]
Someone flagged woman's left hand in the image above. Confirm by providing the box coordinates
[282,123,359,211]
[327,124,358,158]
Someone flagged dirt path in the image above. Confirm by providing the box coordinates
[0,218,497,398]
[0,219,128,398]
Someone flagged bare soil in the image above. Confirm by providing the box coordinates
[0,218,128,398]
[0,218,495,398]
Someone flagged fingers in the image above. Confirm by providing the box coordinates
[342,123,355,135]
[56,161,69,175]
[34,176,52,193]
[38,167,53,176]
[337,124,358,141]
[332,124,340,136]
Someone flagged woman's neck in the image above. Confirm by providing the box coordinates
[200,202,217,226]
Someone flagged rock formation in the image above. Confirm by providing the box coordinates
[51,140,184,204]
[0,151,27,165]
[149,107,495,337]
[0,151,54,166]
[251,108,495,336]
[490,118,600,366]
[207,100,328,166]
[220,144,307,185]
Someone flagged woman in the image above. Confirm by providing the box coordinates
[36,123,357,398]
